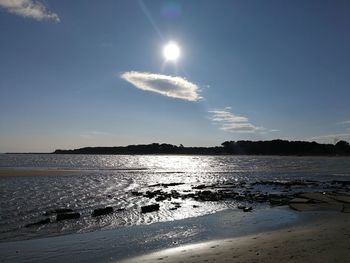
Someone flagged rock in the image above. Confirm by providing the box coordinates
[253,194,268,203]
[269,197,290,206]
[92,207,114,217]
[192,205,199,208]
[183,193,196,199]
[148,183,161,187]
[342,204,350,213]
[192,184,206,189]
[131,191,143,196]
[195,190,222,201]
[319,203,344,211]
[237,205,253,212]
[298,193,335,203]
[56,212,80,221]
[328,194,350,204]
[235,195,248,201]
[25,218,50,227]
[218,190,238,199]
[148,183,184,188]
[171,202,181,208]
[288,203,316,212]
[141,203,160,213]
[155,195,167,202]
[170,190,181,198]
[243,207,253,212]
[163,182,185,187]
[44,208,73,216]
[212,184,237,189]
[143,190,163,199]
[289,198,309,203]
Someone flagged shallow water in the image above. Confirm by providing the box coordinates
[0,207,308,263]
[0,154,349,242]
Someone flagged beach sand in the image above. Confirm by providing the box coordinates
[120,212,350,263]
[0,169,77,177]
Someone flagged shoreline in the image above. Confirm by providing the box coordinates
[0,207,310,262]
[1,209,347,263]
[120,212,350,263]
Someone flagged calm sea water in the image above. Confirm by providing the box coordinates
[0,154,349,242]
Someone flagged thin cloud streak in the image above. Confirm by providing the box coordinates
[311,133,350,143]
[208,109,267,133]
[338,120,350,125]
[121,71,201,101]
[0,0,60,22]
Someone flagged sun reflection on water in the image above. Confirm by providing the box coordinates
[1,154,350,241]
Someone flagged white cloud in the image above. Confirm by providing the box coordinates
[208,109,267,133]
[121,71,201,102]
[0,0,60,22]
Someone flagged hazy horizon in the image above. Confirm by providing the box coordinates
[1,0,350,152]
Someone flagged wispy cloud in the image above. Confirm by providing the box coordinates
[121,71,201,102]
[338,120,350,125]
[0,0,60,22]
[208,109,268,133]
[311,133,350,143]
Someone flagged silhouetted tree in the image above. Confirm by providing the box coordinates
[335,140,350,155]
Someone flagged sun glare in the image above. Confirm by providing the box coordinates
[163,41,180,61]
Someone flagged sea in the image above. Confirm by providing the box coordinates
[1,154,350,243]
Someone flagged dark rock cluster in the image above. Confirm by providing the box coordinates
[24,179,350,229]
[130,179,350,213]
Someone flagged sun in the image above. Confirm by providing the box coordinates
[163,41,180,61]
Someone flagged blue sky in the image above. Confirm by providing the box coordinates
[1,0,350,152]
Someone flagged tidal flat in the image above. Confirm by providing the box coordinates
[0,154,350,262]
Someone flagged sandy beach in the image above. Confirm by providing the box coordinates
[121,212,350,263]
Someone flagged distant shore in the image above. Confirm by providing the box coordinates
[5,139,349,156]
[120,212,350,263]
[52,140,350,156]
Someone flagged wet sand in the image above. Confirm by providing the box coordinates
[121,212,350,263]
[0,169,77,177]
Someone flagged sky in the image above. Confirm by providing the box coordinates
[1,0,350,152]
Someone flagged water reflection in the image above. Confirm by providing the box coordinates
[0,154,350,241]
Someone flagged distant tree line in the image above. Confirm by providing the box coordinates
[52,140,350,156]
